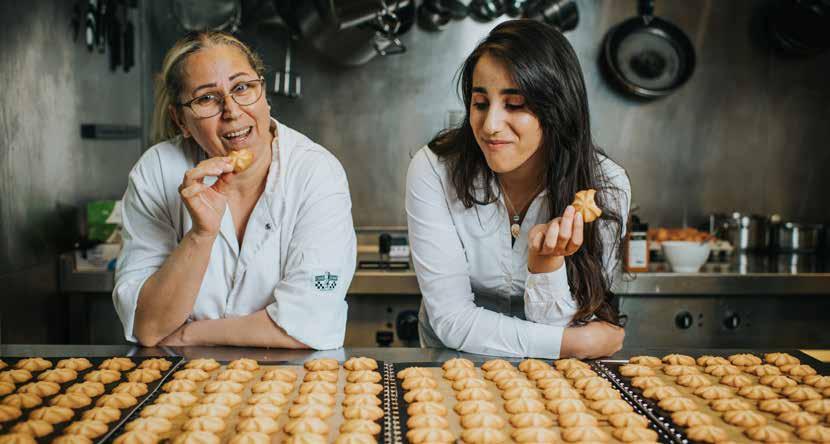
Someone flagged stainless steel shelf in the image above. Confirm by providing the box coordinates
[60,253,830,296]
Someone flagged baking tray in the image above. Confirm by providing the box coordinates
[0,355,183,443]
[392,361,676,444]
[106,360,390,444]
[594,356,829,444]
[592,360,686,444]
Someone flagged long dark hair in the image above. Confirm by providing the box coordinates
[429,19,625,326]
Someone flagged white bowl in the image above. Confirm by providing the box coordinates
[661,241,712,273]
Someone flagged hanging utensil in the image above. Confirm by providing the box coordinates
[170,0,241,32]
[84,0,97,52]
[97,0,108,53]
[523,0,579,32]
[295,0,412,66]
[505,0,529,18]
[273,34,301,98]
[468,0,505,23]
[600,0,696,99]
[71,1,82,42]
[417,1,452,32]
[431,0,468,20]
[123,21,134,72]
[107,0,122,71]
[123,9,134,72]
[372,0,407,56]
[766,0,830,57]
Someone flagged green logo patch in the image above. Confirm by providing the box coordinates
[313,272,338,291]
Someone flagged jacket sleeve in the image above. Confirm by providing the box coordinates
[266,152,356,350]
[112,152,178,343]
[523,157,632,325]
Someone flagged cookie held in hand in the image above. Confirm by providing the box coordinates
[571,189,602,223]
[228,149,254,173]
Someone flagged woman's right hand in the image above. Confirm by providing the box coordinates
[562,321,625,359]
[178,157,235,239]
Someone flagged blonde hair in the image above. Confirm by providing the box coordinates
[151,31,266,144]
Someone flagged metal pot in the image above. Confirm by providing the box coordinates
[776,222,824,253]
[722,213,769,251]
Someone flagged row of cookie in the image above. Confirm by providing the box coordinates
[646,360,830,409]
[523,362,661,443]
[669,383,830,439]
[627,355,785,444]
[649,383,829,425]
[678,420,830,443]
[477,360,643,415]
[483,360,586,443]
[633,367,830,442]
[0,381,154,443]
[630,353,821,381]
[469,359,662,443]
[457,360,514,444]
[541,387,660,442]
[293,358,383,443]
[0,362,166,395]
[1,386,144,439]
[397,365,454,444]
[119,365,296,444]
[119,360,291,443]
[0,357,169,374]
[629,361,829,407]
[292,357,383,444]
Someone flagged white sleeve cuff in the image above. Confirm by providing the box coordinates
[266,284,348,351]
[524,262,578,326]
[524,263,570,302]
[524,322,566,359]
[112,273,153,344]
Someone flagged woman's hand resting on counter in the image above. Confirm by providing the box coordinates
[178,157,236,240]
[528,205,584,274]
[562,321,625,359]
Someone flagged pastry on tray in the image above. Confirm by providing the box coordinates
[99,357,135,372]
[126,369,161,384]
[629,355,663,367]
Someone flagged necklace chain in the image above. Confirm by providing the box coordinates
[499,179,543,237]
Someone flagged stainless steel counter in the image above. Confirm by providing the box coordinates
[0,345,827,373]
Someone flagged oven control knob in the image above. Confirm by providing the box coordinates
[724,313,741,330]
[675,311,693,329]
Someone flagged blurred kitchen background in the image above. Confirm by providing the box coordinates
[1,0,829,347]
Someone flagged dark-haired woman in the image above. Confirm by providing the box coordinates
[406,20,630,358]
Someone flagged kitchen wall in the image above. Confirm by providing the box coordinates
[0,0,144,342]
[145,0,830,230]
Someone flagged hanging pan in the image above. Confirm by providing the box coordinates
[601,0,695,99]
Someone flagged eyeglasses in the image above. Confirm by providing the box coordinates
[177,78,265,118]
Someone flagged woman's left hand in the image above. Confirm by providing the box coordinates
[527,205,584,273]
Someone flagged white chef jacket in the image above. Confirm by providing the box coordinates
[406,146,630,358]
[113,119,356,350]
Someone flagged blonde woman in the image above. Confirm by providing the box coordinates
[114,31,355,349]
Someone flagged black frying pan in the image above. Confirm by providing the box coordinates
[601,0,695,99]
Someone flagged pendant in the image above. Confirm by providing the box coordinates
[511,223,521,238]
